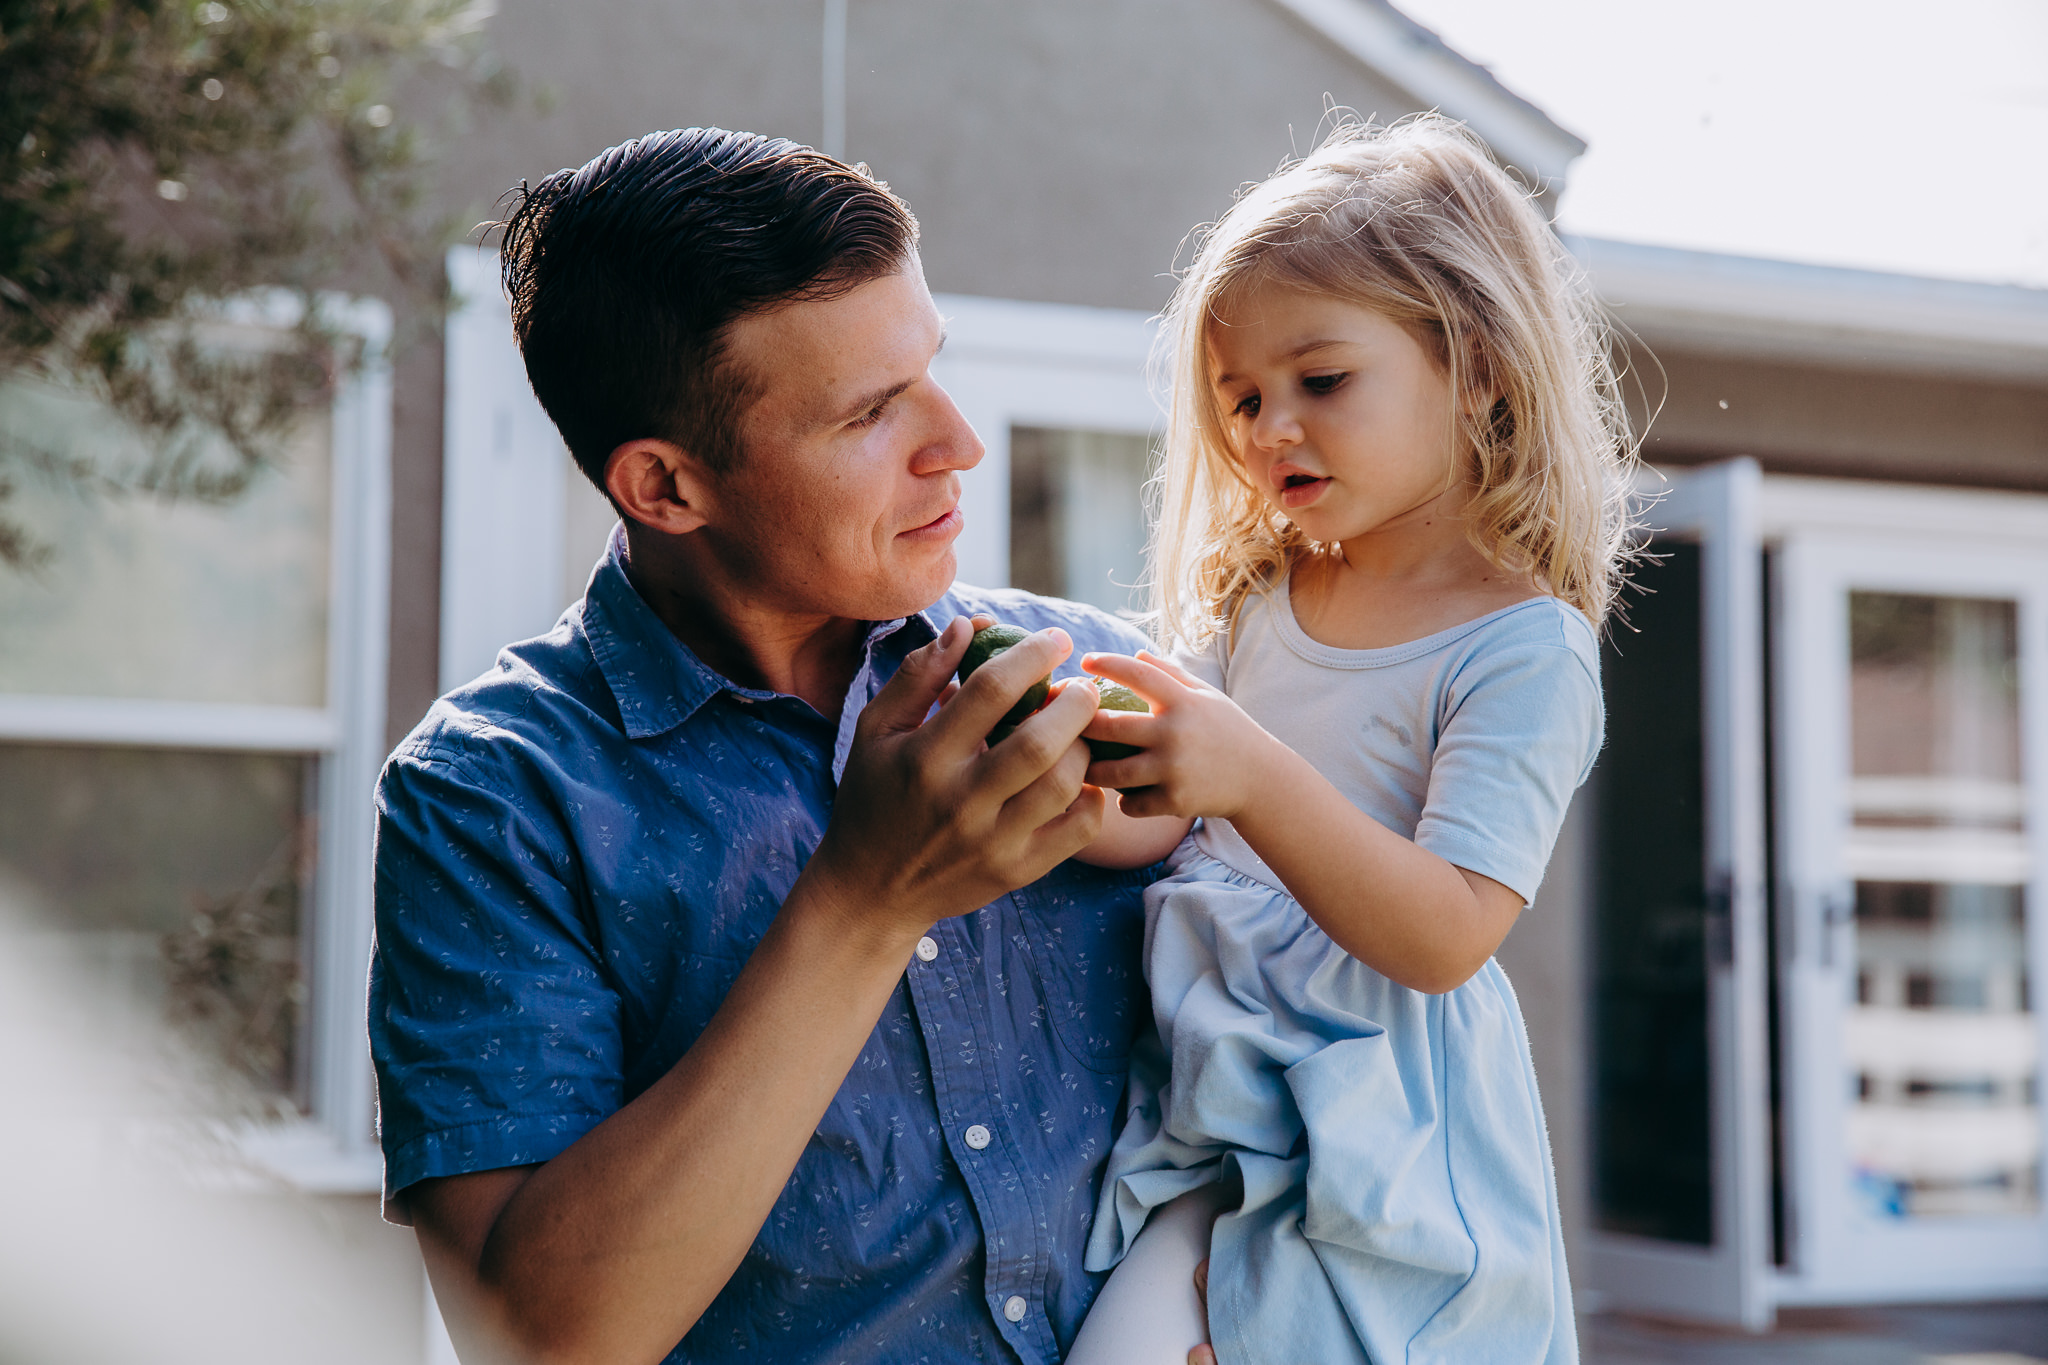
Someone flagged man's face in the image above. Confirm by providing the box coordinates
[704,261,982,623]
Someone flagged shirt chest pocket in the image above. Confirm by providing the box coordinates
[1010,867,1150,1074]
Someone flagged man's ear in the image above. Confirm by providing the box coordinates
[604,438,715,536]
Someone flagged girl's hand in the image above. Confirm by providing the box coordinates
[1078,650,1282,822]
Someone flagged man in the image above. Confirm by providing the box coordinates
[370,127,1180,1363]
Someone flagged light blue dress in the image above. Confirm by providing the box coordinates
[1084,590,1603,1365]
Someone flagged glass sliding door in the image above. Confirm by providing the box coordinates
[1773,524,2048,1303]
[1845,593,2035,1222]
[1584,459,1774,1328]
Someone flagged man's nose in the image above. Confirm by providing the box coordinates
[911,379,985,474]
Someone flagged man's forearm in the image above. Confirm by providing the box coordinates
[469,869,925,1364]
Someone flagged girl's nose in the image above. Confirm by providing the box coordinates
[1249,399,1302,452]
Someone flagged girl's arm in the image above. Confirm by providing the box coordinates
[1079,652,1522,993]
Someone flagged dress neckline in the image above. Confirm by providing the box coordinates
[1266,575,1567,670]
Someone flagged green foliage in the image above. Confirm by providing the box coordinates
[0,0,511,566]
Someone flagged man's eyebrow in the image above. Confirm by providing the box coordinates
[835,376,915,424]
[829,328,947,424]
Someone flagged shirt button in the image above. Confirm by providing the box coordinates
[1003,1295,1027,1322]
[915,936,939,962]
[964,1123,991,1150]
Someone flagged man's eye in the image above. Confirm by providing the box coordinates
[849,400,890,429]
[1302,373,1347,395]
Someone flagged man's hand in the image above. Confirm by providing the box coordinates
[806,614,1106,937]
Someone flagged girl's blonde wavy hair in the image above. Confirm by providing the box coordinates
[1152,114,1639,650]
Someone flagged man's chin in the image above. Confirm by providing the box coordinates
[866,548,957,621]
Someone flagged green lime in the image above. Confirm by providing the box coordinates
[1088,679,1150,761]
[957,623,1051,731]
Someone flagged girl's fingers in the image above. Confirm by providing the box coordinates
[1080,706,1153,745]
[1136,649,1211,690]
[1084,752,1156,793]
[1103,783,1167,815]
[1079,651,1187,708]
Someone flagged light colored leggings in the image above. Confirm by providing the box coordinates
[1066,1186,1228,1365]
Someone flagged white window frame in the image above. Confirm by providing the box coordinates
[441,249,576,692]
[929,293,1161,591]
[0,294,393,1192]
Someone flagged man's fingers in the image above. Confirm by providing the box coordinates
[864,616,974,737]
[1000,736,1094,836]
[1025,782,1106,863]
[927,628,1074,750]
[1081,651,1188,709]
[976,669,1095,796]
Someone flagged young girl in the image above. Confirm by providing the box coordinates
[1066,116,1636,1365]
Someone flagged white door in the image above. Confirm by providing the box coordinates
[1772,517,2048,1303]
[1583,457,1775,1328]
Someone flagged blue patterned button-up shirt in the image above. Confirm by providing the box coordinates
[369,534,1155,1364]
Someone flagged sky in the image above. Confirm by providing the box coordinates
[1392,0,2048,289]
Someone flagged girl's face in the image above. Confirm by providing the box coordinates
[1207,286,1470,547]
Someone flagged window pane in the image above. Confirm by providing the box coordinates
[0,742,313,1114]
[1592,541,1713,1243]
[0,380,331,707]
[1008,426,1151,616]
[1845,593,2035,1219]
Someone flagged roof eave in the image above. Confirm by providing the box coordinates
[1264,0,1586,192]
[1571,235,2048,384]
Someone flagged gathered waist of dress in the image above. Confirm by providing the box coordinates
[1188,817,1289,893]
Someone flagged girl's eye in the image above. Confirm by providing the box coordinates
[1231,392,1261,418]
[1302,372,1347,395]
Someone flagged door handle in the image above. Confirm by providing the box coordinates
[1705,869,1734,967]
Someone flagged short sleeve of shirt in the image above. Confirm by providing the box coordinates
[370,736,624,1215]
[1167,632,1229,692]
[1412,622,1604,904]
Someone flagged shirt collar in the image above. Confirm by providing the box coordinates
[582,524,941,740]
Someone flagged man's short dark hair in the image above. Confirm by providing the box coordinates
[496,128,920,488]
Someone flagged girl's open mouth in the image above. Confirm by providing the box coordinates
[1278,472,1330,507]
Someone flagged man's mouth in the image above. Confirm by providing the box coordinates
[901,506,963,540]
